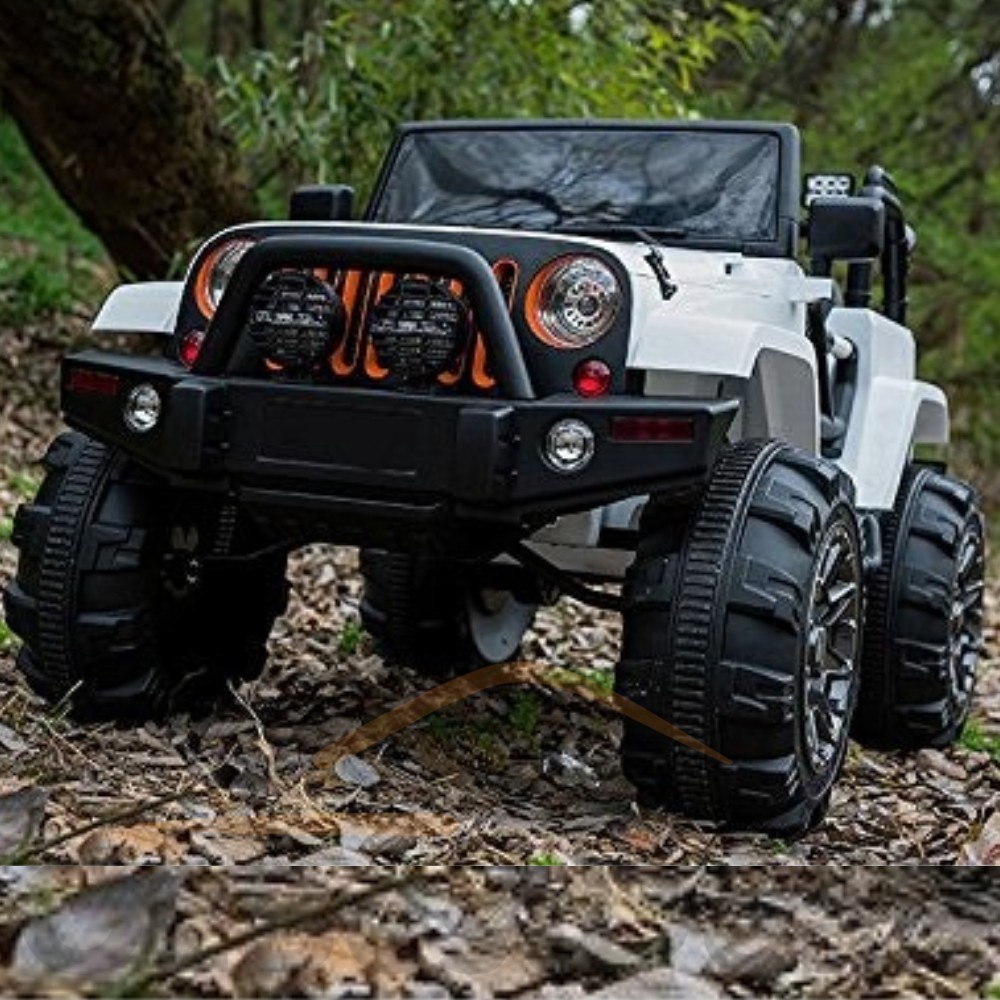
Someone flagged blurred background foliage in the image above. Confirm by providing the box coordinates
[1,0,999,503]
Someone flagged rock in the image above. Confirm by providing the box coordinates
[548,923,641,973]
[591,968,723,999]
[292,845,373,865]
[419,939,544,997]
[706,937,797,986]
[408,893,465,936]
[543,751,598,789]
[538,984,588,998]
[336,755,381,788]
[668,924,728,976]
[405,982,453,999]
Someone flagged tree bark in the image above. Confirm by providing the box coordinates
[249,0,266,50]
[0,0,257,278]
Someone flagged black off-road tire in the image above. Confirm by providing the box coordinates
[616,440,863,835]
[359,549,536,675]
[2,432,289,721]
[854,464,985,749]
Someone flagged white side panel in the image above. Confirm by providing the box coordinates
[92,282,183,335]
[829,308,950,509]
[639,321,820,452]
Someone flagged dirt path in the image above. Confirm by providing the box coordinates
[1,323,998,867]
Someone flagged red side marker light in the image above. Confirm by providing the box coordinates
[573,358,612,398]
[67,368,119,397]
[179,329,206,369]
[610,416,695,443]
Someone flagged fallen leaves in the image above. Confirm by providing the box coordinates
[958,807,1000,864]
[10,869,179,988]
[232,932,413,998]
[0,786,47,858]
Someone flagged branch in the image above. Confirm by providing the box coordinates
[115,871,419,997]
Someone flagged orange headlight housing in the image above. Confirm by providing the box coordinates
[193,238,256,318]
[525,255,621,349]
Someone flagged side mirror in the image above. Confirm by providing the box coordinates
[290,184,355,221]
[808,196,885,263]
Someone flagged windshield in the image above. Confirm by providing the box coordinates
[371,128,781,243]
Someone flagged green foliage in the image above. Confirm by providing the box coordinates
[549,665,615,698]
[528,851,565,865]
[216,0,763,206]
[509,691,543,739]
[959,719,1000,761]
[0,119,108,323]
[703,0,1000,503]
[337,618,364,656]
[0,618,16,653]
[8,468,40,499]
[0,514,12,542]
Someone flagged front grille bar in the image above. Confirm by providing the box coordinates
[196,235,536,400]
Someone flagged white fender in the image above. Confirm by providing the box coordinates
[634,312,820,452]
[828,307,949,510]
[92,282,184,336]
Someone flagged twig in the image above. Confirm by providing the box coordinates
[229,681,281,788]
[3,788,191,864]
[115,870,418,997]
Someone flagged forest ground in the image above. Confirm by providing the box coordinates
[2,319,1000,996]
[1,317,998,871]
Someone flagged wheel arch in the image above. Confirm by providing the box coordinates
[636,317,820,453]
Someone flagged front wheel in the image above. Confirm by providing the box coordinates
[616,440,863,835]
[2,432,289,721]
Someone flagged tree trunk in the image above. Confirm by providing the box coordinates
[0,0,257,278]
[249,0,266,50]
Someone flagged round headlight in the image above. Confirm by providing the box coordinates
[526,256,621,349]
[194,238,256,317]
[123,383,162,434]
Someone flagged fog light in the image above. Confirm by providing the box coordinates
[544,418,595,473]
[123,383,161,433]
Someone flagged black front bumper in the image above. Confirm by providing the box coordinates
[62,351,737,542]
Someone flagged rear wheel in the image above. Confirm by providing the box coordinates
[359,550,536,675]
[616,440,863,835]
[2,432,289,721]
[854,465,985,748]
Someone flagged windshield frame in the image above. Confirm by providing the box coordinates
[365,119,801,258]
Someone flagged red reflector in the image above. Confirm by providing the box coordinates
[573,358,612,398]
[67,368,119,397]
[610,416,695,443]
[179,329,206,368]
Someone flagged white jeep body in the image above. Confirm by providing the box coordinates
[94,228,949,580]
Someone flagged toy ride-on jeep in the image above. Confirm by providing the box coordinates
[3,120,985,834]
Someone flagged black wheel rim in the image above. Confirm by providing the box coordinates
[948,518,985,710]
[804,518,861,772]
